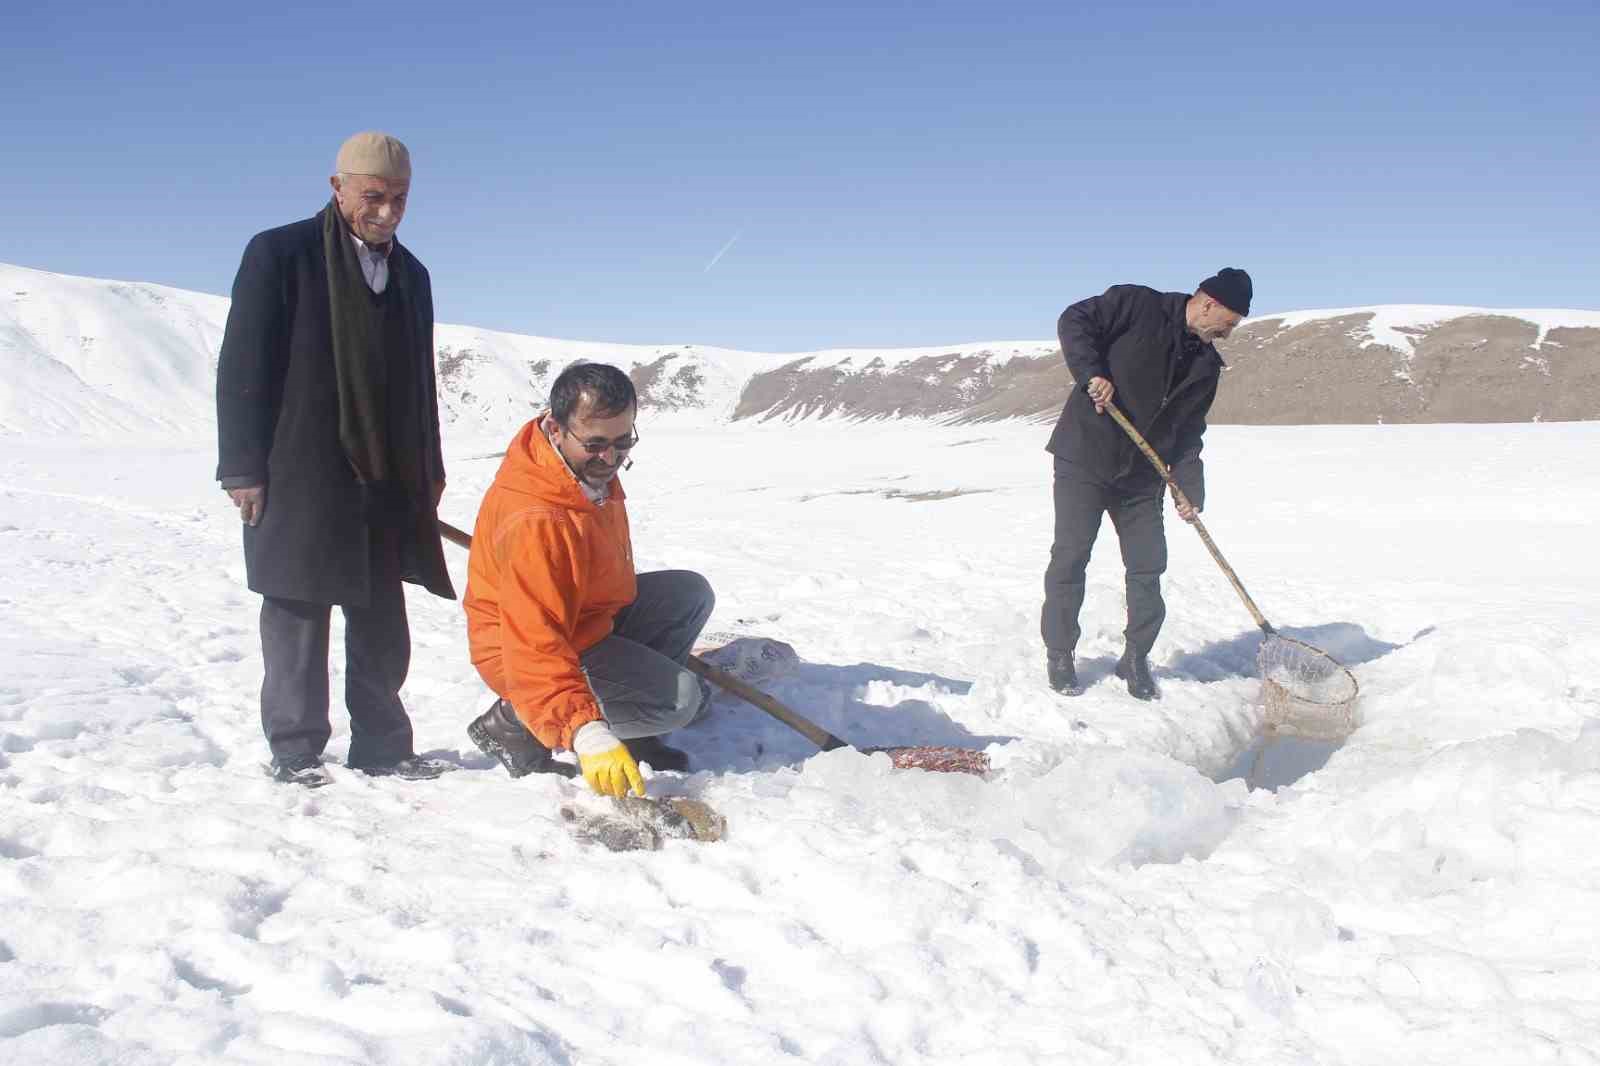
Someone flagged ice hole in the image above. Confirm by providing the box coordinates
[1213,732,1343,791]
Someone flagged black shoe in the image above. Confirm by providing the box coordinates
[468,698,575,778]
[1115,649,1159,701]
[271,755,333,788]
[1046,648,1080,694]
[626,734,691,772]
[352,755,454,780]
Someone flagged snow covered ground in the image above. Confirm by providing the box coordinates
[3,418,1599,1064]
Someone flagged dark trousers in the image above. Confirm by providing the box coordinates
[579,570,715,740]
[259,516,414,767]
[1041,458,1168,657]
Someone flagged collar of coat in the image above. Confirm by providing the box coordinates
[1162,290,1227,368]
[323,202,407,267]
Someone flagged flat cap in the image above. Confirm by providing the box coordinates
[335,131,411,179]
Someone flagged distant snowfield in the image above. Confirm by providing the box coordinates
[3,416,1598,1064]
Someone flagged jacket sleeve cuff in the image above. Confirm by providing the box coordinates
[550,704,604,751]
[1172,465,1205,511]
[219,475,264,490]
[1062,355,1108,386]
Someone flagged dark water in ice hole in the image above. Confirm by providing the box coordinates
[1213,733,1343,791]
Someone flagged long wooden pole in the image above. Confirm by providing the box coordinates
[1102,403,1275,635]
[437,520,472,551]
[684,657,847,751]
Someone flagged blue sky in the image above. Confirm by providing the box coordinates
[3,0,1594,350]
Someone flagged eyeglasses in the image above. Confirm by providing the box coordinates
[565,426,641,455]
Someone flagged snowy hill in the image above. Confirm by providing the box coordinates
[0,266,228,436]
[0,262,787,441]
[1214,305,1600,424]
[4,261,1598,441]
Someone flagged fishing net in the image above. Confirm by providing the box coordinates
[872,746,991,775]
[1257,634,1360,740]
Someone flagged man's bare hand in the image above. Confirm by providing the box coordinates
[227,485,266,526]
[1085,376,1114,414]
[1171,485,1199,524]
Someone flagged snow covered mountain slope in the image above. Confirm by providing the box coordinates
[0,262,787,440]
[4,261,1598,441]
[1215,305,1600,424]
[1,265,227,436]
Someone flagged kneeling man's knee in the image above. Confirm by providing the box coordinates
[666,668,706,730]
[682,570,715,615]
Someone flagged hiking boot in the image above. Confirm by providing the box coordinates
[626,734,691,772]
[352,755,454,780]
[1046,648,1080,694]
[271,755,333,788]
[1115,649,1159,701]
[468,698,573,778]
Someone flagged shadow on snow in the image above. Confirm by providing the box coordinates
[679,659,1013,775]
[1164,620,1410,685]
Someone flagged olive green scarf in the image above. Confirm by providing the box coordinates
[322,201,416,487]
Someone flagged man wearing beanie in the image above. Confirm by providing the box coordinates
[215,132,456,787]
[1041,268,1251,700]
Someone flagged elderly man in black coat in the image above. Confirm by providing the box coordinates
[215,132,456,787]
[1042,268,1252,700]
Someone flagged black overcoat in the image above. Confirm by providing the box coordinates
[215,207,455,606]
[1045,284,1225,508]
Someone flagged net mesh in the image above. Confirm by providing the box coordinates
[877,746,991,776]
[1257,634,1360,740]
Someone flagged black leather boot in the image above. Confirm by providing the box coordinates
[626,734,691,772]
[351,754,453,780]
[1046,649,1080,694]
[467,698,575,778]
[271,754,332,788]
[1115,649,1159,701]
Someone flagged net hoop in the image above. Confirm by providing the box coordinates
[1257,634,1360,740]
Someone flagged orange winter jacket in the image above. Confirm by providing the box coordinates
[464,416,635,749]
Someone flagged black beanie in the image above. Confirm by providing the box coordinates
[1198,267,1252,316]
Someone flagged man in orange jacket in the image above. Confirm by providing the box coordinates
[463,362,714,797]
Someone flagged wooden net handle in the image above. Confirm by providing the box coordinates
[1102,403,1274,635]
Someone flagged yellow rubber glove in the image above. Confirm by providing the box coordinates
[573,721,646,798]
